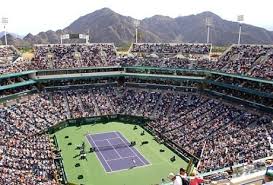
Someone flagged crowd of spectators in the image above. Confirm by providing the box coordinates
[0,44,118,75]
[126,44,273,82]
[213,45,273,76]
[1,43,273,81]
[1,42,273,183]
[0,95,64,184]
[0,83,272,183]
[249,53,273,80]
[131,43,211,54]
[198,114,271,172]
[128,44,273,80]
[31,86,273,174]
[33,44,117,69]
[0,85,36,99]
[0,59,32,75]
[206,84,273,108]
[0,46,19,64]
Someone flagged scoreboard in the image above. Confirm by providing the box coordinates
[60,33,89,43]
[70,34,80,39]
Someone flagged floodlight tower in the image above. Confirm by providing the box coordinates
[60,34,68,45]
[237,15,244,45]
[87,29,90,44]
[60,35,63,45]
[134,20,140,43]
[1,17,8,46]
[206,17,212,44]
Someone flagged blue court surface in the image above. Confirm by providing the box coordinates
[86,131,150,173]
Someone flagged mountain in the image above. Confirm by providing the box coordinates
[17,8,273,46]
[0,32,23,39]
[0,34,30,47]
[139,11,273,44]
[63,8,160,44]
[24,30,63,44]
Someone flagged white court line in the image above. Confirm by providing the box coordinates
[91,137,133,161]
[85,134,108,173]
[117,131,152,165]
[115,131,152,165]
[87,134,113,172]
[105,139,123,159]
[93,137,120,142]
[87,132,152,173]
[102,160,152,174]
[114,131,147,166]
[106,155,137,162]
[89,131,117,136]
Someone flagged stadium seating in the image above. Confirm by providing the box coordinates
[212,45,273,77]
[2,43,273,81]
[0,44,118,74]
[0,95,64,184]
[0,86,271,183]
[0,45,19,64]
[131,43,211,54]
[1,42,273,184]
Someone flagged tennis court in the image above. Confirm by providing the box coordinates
[86,131,150,173]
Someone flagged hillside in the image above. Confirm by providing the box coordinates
[6,8,273,46]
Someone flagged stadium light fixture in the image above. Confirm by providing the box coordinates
[206,17,212,44]
[1,17,8,46]
[87,29,90,44]
[237,15,244,45]
[60,34,69,44]
[134,20,140,43]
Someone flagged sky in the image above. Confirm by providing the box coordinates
[0,0,273,36]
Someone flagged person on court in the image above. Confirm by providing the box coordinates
[132,159,137,167]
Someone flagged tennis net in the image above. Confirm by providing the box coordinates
[92,143,131,152]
